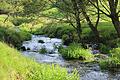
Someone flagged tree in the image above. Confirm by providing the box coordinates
[51,0,101,42]
[89,0,120,38]
[78,0,100,42]
[51,0,82,41]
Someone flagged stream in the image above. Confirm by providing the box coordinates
[21,35,120,80]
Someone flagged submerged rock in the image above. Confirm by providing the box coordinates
[38,40,45,43]
[27,47,30,51]
[21,46,26,51]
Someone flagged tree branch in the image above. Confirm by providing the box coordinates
[95,0,100,28]
[88,0,110,17]
[99,0,110,14]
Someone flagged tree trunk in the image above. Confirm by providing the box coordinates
[76,16,82,42]
[108,0,120,37]
[111,16,120,38]
[82,10,100,42]
[71,0,82,42]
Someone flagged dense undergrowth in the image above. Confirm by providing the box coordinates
[0,42,79,80]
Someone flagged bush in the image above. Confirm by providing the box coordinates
[99,48,120,70]
[99,44,110,54]
[11,17,32,26]
[110,48,120,64]
[0,42,80,80]
[58,43,94,61]
[0,26,31,49]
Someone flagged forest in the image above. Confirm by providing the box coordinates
[0,0,120,80]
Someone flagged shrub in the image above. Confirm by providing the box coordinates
[99,48,120,70]
[99,44,110,54]
[62,34,71,45]
[0,26,31,49]
[58,43,94,61]
[11,17,32,26]
[110,48,120,64]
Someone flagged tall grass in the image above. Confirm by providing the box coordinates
[0,42,80,80]
[58,43,94,61]
[100,48,120,70]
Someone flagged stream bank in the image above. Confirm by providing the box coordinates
[21,35,120,80]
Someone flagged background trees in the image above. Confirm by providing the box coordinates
[89,0,120,37]
[0,0,120,43]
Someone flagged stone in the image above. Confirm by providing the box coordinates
[38,40,45,43]
[21,46,26,51]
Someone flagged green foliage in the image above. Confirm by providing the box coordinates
[58,43,94,61]
[100,48,120,70]
[34,22,116,46]
[110,48,120,64]
[39,47,47,54]
[34,23,78,45]
[0,26,31,49]
[99,59,110,69]
[0,42,80,80]
[11,17,32,26]
[22,0,48,16]
[110,38,120,48]
[62,34,69,43]
[99,44,110,54]
[42,8,64,18]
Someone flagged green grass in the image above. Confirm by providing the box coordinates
[0,42,80,80]
[0,26,31,49]
[58,43,94,61]
[100,48,120,70]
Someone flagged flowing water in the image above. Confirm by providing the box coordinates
[21,35,120,80]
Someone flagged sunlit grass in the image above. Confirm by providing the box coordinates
[58,43,94,61]
[0,42,80,80]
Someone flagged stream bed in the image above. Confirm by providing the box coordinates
[21,35,120,80]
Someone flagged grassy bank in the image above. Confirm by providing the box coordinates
[0,42,79,80]
[0,15,31,49]
[0,26,31,49]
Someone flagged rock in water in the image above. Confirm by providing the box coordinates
[38,40,45,43]
[21,46,26,51]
